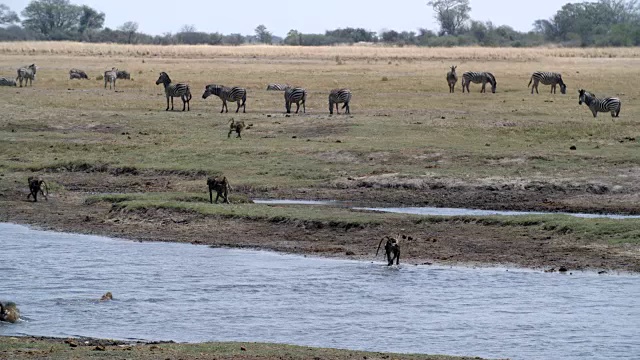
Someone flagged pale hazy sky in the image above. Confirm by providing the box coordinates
[4,0,578,36]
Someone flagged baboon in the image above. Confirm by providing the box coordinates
[116,70,130,80]
[376,236,400,266]
[228,119,245,139]
[0,302,20,323]
[69,68,89,79]
[207,176,231,204]
[27,176,48,202]
[100,292,113,301]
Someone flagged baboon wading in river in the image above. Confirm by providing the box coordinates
[207,176,231,204]
[27,176,48,202]
[0,302,20,323]
[376,236,400,266]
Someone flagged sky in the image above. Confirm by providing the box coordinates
[3,0,576,36]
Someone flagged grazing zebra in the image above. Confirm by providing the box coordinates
[202,84,247,113]
[155,72,192,111]
[16,64,36,87]
[69,68,89,80]
[462,71,496,93]
[329,88,352,115]
[104,68,117,90]
[578,89,621,118]
[446,65,458,93]
[528,71,566,94]
[0,77,16,86]
[116,70,130,80]
[266,83,291,91]
[284,87,307,114]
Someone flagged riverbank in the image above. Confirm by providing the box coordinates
[0,336,488,360]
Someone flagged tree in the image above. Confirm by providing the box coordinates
[78,5,104,35]
[285,29,301,45]
[254,24,272,44]
[0,4,20,25]
[427,0,471,36]
[180,24,196,33]
[118,21,138,44]
[21,0,82,37]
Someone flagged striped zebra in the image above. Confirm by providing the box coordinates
[446,65,458,93]
[284,87,307,114]
[266,83,291,91]
[202,84,247,113]
[116,70,130,80]
[0,77,16,86]
[16,64,36,87]
[69,68,89,80]
[329,88,352,115]
[528,71,566,94]
[155,72,192,111]
[462,71,496,93]
[578,89,621,118]
[104,68,117,90]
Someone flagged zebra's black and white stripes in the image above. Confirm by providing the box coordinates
[462,71,496,93]
[284,87,307,114]
[329,88,352,114]
[69,68,89,80]
[104,68,117,90]
[0,77,16,86]
[528,71,566,94]
[446,65,458,93]
[266,83,291,91]
[202,84,247,113]
[155,72,192,111]
[16,64,36,87]
[578,89,621,118]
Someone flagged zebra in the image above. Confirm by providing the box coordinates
[0,77,16,86]
[116,70,131,80]
[284,87,307,114]
[266,83,291,91]
[16,64,36,87]
[578,89,621,118]
[104,68,117,90]
[462,71,496,93]
[69,68,89,80]
[528,71,566,94]
[329,88,352,115]
[202,84,247,113]
[446,65,458,93]
[155,72,192,111]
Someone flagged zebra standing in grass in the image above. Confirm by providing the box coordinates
[528,71,566,94]
[266,83,291,91]
[329,88,352,115]
[446,65,458,93]
[155,72,192,111]
[284,87,307,114]
[578,89,621,118]
[462,71,496,93]
[116,70,131,80]
[16,64,36,87]
[104,68,117,90]
[0,77,16,86]
[202,84,247,113]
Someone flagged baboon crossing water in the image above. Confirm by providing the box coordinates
[376,236,400,266]
[207,176,231,204]
[228,119,245,138]
[27,176,48,202]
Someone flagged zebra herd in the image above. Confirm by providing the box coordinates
[0,62,623,118]
[446,66,622,118]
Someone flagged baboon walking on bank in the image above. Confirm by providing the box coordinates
[228,119,245,138]
[207,176,231,204]
[27,176,48,202]
[376,236,400,266]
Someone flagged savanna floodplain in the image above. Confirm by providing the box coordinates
[1,42,640,273]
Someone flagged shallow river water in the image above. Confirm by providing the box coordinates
[1,223,638,360]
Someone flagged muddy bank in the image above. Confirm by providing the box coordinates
[1,185,639,273]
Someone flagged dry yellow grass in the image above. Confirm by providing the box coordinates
[1,41,640,61]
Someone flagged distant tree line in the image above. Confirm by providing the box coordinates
[0,0,639,47]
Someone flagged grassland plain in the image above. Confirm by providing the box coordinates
[1,43,640,274]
